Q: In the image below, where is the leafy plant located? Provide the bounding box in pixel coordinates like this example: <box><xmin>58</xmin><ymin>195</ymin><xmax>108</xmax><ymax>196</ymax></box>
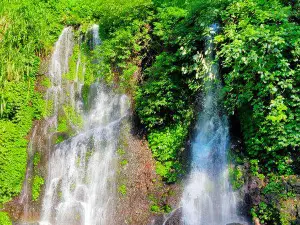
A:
<box><xmin>216</xmin><ymin>0</ymin><xmax>299</xmax><ymax>174</ymax></box>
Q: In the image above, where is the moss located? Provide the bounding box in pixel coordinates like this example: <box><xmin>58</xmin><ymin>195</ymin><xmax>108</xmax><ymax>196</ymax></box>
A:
<box><xmin>32</xmin><ymin>175</ymin><xmax>44</xmax><ymax>201</ymax></box>
<box><xmin>0</xmin><ymin>212</ymin><xmax>12</xmax><ymax>225</ymax></box>
<box><xmin>120</xmin><ymin>159</ymin><xmax>128</xmax><ymax>167</ymax></box>
<box><xmin>117</xmin><ymin>148</ymin><xmax>126</xmax><ymax>156</ymax></box>
<box><xmin>118</xmin><ymin>184</ymin><xmax>127</xmax><ymax>196</ymax></box>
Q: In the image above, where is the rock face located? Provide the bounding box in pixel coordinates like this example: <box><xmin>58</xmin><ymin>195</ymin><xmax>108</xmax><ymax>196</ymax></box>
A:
<box><xmin>115</xmin><ymin>129</ymin><xmax>161</xmax><ymax>225</ymax></box>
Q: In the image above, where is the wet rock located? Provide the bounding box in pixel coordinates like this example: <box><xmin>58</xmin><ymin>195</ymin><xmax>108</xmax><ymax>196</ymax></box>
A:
<box><xmin>150</xmin><ymin>215</ymin><xmax>165</xmax><ymax>225</ymax></box>
<box><xmin>164</xmin><ymin>208</ymin><xmax>183</xmax><ymax>225</ymax></box>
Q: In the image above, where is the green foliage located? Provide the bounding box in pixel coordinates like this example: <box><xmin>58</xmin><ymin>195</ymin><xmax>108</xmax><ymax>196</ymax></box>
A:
<box><xmin>216</xmin><ymin>0</ymin><xmax>300</xmax><ymax>174</ymax></box>
<box><xmin>135</xmin><ymin>52</ymin><xmax>195</xmax><ymax>129</ymax></box>
<box><xmin>153</xmin><ymin>7</ymin><xmax>187</xmax><ymax>44</ymax></box>
<box><xmin>150</xmin><ymin>204</ymin><xmax>161</xmax><ymax>213</ymax></box>
<box><xmin>263</xmin><ymin>180</ymin><xmax>285</xmax><ymax>196</ymax></box>
<box><xmin>148</xmin><ymin>124</ymin><xmax>189</xmax><ymax>182</ymax></box>
<box><xmin>229</xmin><ymin>166</ymin><xmax>244</xmax><ymax>190</ymax></box>
<box><xmin>94</xmin><ymin>19</ymin><xmax>151</xmax><ymax>91</ymax></box>
<box><xmin>84</xmin><ymin>0</ymin><xmax>153</xmax><ymax>93</ymax></box>
<box><xmin>94</xmin><ymin>0</ymin><xmax>153</xmax><ymax>38</ymax></box>
<box><xmin>0</xmin><ymin>212</ymin><xmax>12</xmax><ymax>225</ymax></box>
<box><xmin>118</xmin><ymin>184</ymin><xmax>127</xmax><ymax>196</ymax></box>
<box><xmin>32</xmin><ymin>175</ymin><xmax>44</xmax><ymax>201</ymax></box>
<box><xmin>251</xmin><ymin>202</ymin><xmax>280</xmax><ymax>225</ymax></box>
<box><xmin>0</xmin><ymin>80</ymin><xmax>45</xmax><ymax>204</ymax></box>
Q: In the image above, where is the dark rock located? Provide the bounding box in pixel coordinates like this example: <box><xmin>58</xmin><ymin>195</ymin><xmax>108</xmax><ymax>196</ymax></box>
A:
<box><xmin>245</xmin><ymin>176</ymin><xmax>264</xmax><ymax>205</ymax></box>
<box><xmin>293</xmin><ymin>219</ymin><xmax>300</xmax><ymax>225</ymax></box>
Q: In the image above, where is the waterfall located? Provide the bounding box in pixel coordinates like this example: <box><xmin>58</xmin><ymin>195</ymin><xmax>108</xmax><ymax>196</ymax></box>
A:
<box><xmin>39</xmin><ymin>25</ymin><xmax>130</xmax><ymax>225</ymax></box>
<box><xmin>181</xmin><ymin>25</ymin><xmax>246</xmax><ymax>225</ymax></box>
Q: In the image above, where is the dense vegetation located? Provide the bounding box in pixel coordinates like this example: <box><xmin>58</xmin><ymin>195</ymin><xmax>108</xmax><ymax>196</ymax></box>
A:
<box><xmin>217</xmin><ymin>0</ymin><xmax>299</xmax><ymax>175</ymax></box>
<box><xmin>0</xmin><ymin>0</ymin><xmax>299</xmax><ymax>224</ymax></box>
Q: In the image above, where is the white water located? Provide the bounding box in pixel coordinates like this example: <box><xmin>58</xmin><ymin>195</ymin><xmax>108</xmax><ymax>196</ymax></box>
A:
<box><xmin>46</xmin><ymin>27</ymin><xmax>76</xmax><ymax>119</ymax></box>
<box><xmin>181</xmin><ymin>25</ymin><xmax>246</xmax><ymax>225</ymax></box>
<box><xmin>39</xmin><ymin>26</ymin><xmax>130</xmax><ymax>225</ymax></box>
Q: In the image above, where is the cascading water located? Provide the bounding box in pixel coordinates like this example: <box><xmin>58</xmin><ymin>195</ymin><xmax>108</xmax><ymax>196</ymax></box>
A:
<box><xmin>181</xmin><ymin>25</ymin><xmax>246</xmax><ymax>225</ymax></box>
<box><xmin>39</xmin><ymin>25</ymin><xmax>130</xmax><ymax>225</ymax></box>
<box><xmin>17</xmin><ymin>27</ymin><xmax>75</xmax><ymax>224</ymax></box>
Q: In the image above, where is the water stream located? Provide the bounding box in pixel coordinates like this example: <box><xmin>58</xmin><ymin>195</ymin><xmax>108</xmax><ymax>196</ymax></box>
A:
<box><xmin>38</xmin><ymin>26</ymin><xmax>130</xmax><ymax>225</ymax></box>
<box><xmin>181</xmin><ymin>25</ymin><xmax>246</xmax><ymax>225</ymax></box>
